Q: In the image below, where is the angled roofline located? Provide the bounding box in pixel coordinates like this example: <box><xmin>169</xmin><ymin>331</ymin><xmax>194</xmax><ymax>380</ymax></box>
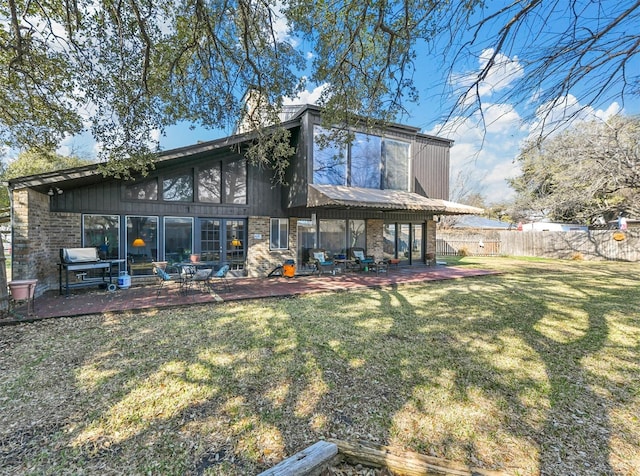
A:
<box><xmin>8</xmin><ymin>115</ymin><xmax>304</xmax><ymax>190</ymax></box>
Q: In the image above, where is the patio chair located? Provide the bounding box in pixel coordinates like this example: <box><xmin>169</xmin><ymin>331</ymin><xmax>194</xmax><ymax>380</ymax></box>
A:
<box><xmin>153</xmin><ymin>262</ymin><xmax>176</xmax><ymax>297</ymax></box>
<box><xmin>209</xmin><ymin>264</ymin><xmax>231</xmax><ymax>293</ymax></box>
<box><xmin>350</xmin><ymin>247</ymin><xmax>375</xmax><ymax>271</ymax></box>
<box><xmin>309</xmin><ymin>249</ymin><xmax>335</xmax><ymax>275</ymax></box>
<box><xmin>191</xmin><ymin>268</ymin><xmax>214</xmax><ymax>292</ymax></box>
<box><xmin>179</xmin><ymin>264</ymin><xmax>197</xmax><ymax>294</ymax></box>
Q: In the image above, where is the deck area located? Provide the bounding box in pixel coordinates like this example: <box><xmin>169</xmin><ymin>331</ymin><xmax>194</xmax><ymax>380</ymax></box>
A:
<box><xmin>3</xmin><ymin>265</ymin><xmax>499</xmax><ymax>325</ymax></box>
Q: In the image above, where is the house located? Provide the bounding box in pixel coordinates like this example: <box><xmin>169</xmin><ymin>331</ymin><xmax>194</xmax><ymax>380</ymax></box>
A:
<box><xmin>7</xmin><ymin>104</ymin><xmax>481</xmax><ymax>294</ymax></box>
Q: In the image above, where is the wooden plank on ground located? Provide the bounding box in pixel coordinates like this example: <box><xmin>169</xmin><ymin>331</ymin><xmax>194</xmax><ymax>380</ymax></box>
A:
<box><xmin>257</xmin><ymin>440</ymin><xmax>338</xmax><ymax>476</ymax></box>
<box><xmin>328</xmin><ymin>439</ymin><xmax>506</xmax><ymax>476</ymax></box>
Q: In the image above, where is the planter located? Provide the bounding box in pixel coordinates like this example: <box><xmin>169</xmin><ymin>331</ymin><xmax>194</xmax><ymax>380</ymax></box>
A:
<box><xmin>9</xmin><ymin>279</ymin><xmax>37</xmax><ymax>301</ymax></box>
<box><xmin>190</xmin><ymin>254</ymin><xmax>200</xmax><ymax>263</ymax></box>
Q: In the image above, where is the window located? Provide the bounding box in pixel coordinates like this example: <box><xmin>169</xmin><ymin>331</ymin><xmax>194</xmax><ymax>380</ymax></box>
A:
<box><xmin>270</xmin><ymin>218</ymin><xmax>289</xmax><ymax>250</ymax></box>
<box><xmin>313</xmin><ymin>126</ymin><xmax>347</xmax><ymax>185</ymax></box>
<box><xmin>126</xmin><ymin>216</ymin><xmax>158</xmax><ymax>271</ymax></box>
<box><xmin>319</xmin><ymin>219</ymin><xmax>347</xmax><ymax>256</ymax></box>
<box><xmin>351</xmin><ymin>133</ymin><xmax>381</xmax><ymax>188</ymax></box>
<box><xmin>382</xmin><ymin>139</ymin><xmax>410</xmax><ymax>191</ymax></box>
<box><xmin>312</xmin><ymin>126</ymin><xmax>409</xmax><ymax>191</ymax></box>
<box><xmin>125</xmin><ymin>179</ymin><xmax>158</xmax><ymax>200</ymax></box>
<box><xmin>198</xmin><ymin>164</ymin><xmax>221</xmax><ymax>203</ymax></box>
<box><xmin>225</xmin><ymin>160</ymin><xmax>247</xmax><ymax>204</ymax></box>
<box><xmin>348</xmin><ymin>219</ymin><xmax>366</xmax><ymax>249</ymax></box>
<box><xmin>83</xmin><ymin>215</ymin><xmax>119</xmax><ymax>259</ymax></box>
<box><xmin>164</xmin><ymin>217</ymin><xmax>193</xmax><ymax>263</ymax></box>
<box><xmin>163</xmin><ymin>172</ymin><xmax>193</xmax><ymax>201</ymax></box>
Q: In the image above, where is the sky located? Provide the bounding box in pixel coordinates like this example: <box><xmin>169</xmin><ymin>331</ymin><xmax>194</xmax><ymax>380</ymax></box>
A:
<box><xmin>55</xmin><ymin>1</ymin><xmax>640</xmax><ymax>205</ymax></box>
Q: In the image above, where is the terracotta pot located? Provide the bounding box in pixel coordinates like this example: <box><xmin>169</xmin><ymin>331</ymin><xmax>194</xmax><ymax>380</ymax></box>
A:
<box><xmin>190</xmin><ymin>254</ymin><xmax>200</xmax><ymax>263</ymax></box>
<box><xmin>9</xmin><ymin>279</ymin><xmax>37</xmax><ymax>300</ymax></box>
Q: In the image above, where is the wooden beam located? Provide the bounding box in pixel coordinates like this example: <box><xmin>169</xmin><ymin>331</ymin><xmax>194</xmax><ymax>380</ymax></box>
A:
<box><xmin>258</xmin><ymin>440</ymin><xmax>338</xmax><ymax>476</ymax></box>
<box><xmin>328</xmin><ymin>439</ymin><xmax>506</xmax><ymax>476</ymax></box>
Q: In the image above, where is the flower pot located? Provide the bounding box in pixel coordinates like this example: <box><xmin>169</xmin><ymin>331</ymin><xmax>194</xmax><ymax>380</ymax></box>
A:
<box><xmin>9</xmin><ymin>279</ymin><xmax>37</xmax><ymax>301</ymax></box>
<box><xmin>190</xmin><ymin>254</ymin><xmax>200</xmax><ymax>263</ymax></box>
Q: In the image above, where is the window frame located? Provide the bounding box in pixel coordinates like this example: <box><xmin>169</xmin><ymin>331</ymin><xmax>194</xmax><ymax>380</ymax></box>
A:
<box><xmin>270</xmin><ymin>218</ymin><xmax>289</xmax><ymax>250</ymax></box>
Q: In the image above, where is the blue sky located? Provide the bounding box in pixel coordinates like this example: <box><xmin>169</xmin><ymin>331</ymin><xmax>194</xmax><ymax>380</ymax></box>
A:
<box><xmin>56</xmin><ymin>1</ymin><xmax>640</xmax><ymax>204</ymax></box>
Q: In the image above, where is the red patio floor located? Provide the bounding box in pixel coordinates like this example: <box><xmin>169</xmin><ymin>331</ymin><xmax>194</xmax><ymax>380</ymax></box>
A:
<box><xmin>3</xmin><ymin>265</ymin><xmax>499</xmax><ymax>325</ymax></box>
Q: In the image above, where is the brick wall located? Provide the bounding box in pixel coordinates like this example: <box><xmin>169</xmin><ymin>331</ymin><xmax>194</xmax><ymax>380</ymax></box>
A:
<box><xmin>365</xmin><ymin>218</ymin><xmax>384</xmax><ymax>260</ymax></box>
<box><xmin>12</xmin><ymin>188</ymin><xmax>82</xmax><ymax>293</ymax></box>
<box><xmin>246</xmin><ymin>216</ymin><xmax>296</xmax><ymax>277</ymax></box>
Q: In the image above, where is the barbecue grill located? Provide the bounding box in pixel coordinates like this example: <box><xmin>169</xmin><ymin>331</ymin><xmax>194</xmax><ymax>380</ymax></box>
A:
<box><xmin>58</xmin><ymin>247</ymin><xmax>114</xmax><ymax>296</ymax></box>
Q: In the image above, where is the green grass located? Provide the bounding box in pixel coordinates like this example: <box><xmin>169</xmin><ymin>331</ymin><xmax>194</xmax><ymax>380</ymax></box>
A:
<box><xmin>1</xmin><ymin>257</ymin><xmax>639</xmax><ymax>475</ymax></box>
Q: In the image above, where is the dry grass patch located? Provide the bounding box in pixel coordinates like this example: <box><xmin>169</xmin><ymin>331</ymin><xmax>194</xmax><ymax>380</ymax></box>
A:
<box><xmin>1</xmin><ymin>257</ymin><xmax>639</xmax><ymax>475</ymax></box>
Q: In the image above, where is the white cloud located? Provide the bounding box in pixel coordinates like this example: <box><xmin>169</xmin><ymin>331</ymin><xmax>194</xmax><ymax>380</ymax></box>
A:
<box><xmin>283</xmin><ymin>83</ymin><xmax>328</xmax><ymax>106</ymax></box>
<box><xmin>450</xmin><ymin>49</ymin><xmax>524</xmax><ymax>107</ymax></box>
<box><xmin>527</xmin><ymin>94</ymin><xmax>622</xmax><ymax>140</ymax></box>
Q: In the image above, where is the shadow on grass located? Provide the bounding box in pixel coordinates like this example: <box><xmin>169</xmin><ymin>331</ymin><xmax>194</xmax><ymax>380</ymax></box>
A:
<box><xmin>1</xmin><ymin>259</ymin><xmax>638</xmax><ymax>474</ymax></box>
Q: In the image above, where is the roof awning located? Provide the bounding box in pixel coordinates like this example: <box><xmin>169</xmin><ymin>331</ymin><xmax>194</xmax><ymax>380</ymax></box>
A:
<box><xmin>307</xmin><ymin>184</ymin><xmax>483</xmax><ymax>215</ymax></box>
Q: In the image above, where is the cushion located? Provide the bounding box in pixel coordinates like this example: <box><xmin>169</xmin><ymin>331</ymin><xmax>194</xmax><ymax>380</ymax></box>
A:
<box><xmin>313</xmin><ymin>252</ymin><xmax>325</xmax><ymax>261</ymax></box>
<box><xmin>319</xmin><ymin>261</ymin><xmax>333</xmax><ymax>266</ymax></box>
<box><xmin>193</xmin><ymin>269</ymin><xmax>211</xmax><ymax>280</ymax></box>
<box><xmin>156</xmin><ymin>268</ymin><xmax>171</xmax><ymax>281</ymax></box>
<box><xmin>353</xmin><ymin>250</ymin><xmax>365</xmax><ymax>260</ymax></box>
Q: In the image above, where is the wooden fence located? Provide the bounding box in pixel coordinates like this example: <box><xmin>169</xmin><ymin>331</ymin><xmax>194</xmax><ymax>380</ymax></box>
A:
<box><xmin>437</xmin><ymin>230</ymin><xmax>640</xmax><ymax>261</ymax></box>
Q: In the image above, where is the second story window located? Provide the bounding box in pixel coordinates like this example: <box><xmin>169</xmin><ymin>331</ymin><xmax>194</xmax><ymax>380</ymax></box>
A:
<box><xmin>312</xmin><ymin>126</ymin><xmax>410</xmax><ymax>191</ymax></box>
<box><xmin>163</xmin><ymin>172</ymin><xmax>194</xmax><ymax>201</ymax></box>
<box><xmin>125</xmin><ymin>159</ymin><xmax>247</xmax><ymax>204</ymax></box>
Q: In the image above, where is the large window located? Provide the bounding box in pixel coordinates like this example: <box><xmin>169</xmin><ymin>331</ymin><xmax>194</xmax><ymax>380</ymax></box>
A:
<box><xmin>383</xmin><ymin>139</ymin><xmax>410</xmax><ymax>190</ymax></box>
<box><xmin>125</xmin><ymin>179</ymin><xmax>157</xmax><ymax>200</ymax></box>
<box><xmin>348</xmin><ymin>219</ymin><xmax>366</xmax><ymax>250</ymax></box>
<box><xmin>126</xmin><ymin>216</ymin><xmax>158</xmax><ymax>265</ymax></box>
<box><xmin>164</xmin><ymin>217</ymin><xmax>193</xmax><ymax>263</ymax></box>
<box><xmin>125</xmin><ymin>159</ymin><xmax>247</xmax><ymax>204</ymax></box>
<box><xmin>383</xmin><ymin>223</ymin><xmax>396</xmax><ymax>260</ymax></box>
<box><xmin>313</xmin><ymin>127</ymin><xmax>347</xmax><ymax>185</ymax></box>
<box><xmin>82</xmin><ymin>215</ymin><xmax>119</xmax><ymax>259</ymax></box>
<box><xmin>198</xmin><ymin>164</ymin><xmax>221</xmax><ymax>203</ymax></box>
<box><xmin>270</xmin><ymin>218</ymin><xmax>289</xmax><ymax>250</ymax></box>
<box><xmin>351</xmin><ymin>133</ymin><xmax>381</xmax><ymax>188</ymax></box>
<box><xmin>163</xmin><ymin>172</ymin><xmax>193</xmax><ymax>201</ymax></box>
<box><xmin>225</xmin><ymin>160</ymin><xmax>247</xmax><ymax>204</ymax></box>
<box><xmin>319</xmin><ymin>219</ymin><xmax>347</xmax><ymax>257</ymax></box>
<box><xmin>312</xmin><ymin>126</ymin><xmax>409</xmax><ymax>191</ymax></box>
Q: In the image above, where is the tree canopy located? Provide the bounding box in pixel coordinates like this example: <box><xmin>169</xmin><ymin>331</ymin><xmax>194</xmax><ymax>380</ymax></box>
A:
<box><xmin>0</xmin><ymin>149</ymin><xmax>92</xmax><ymax>208</ymax></box>
<box><xmin>509</xmin><ymin>115</ymin><xmax>640</xmax><ymax>224</ymax></box>
<box><xmin>1</xmin><ymin>0</ymin><xmax>639</xmax><ymax>177</ymax></box>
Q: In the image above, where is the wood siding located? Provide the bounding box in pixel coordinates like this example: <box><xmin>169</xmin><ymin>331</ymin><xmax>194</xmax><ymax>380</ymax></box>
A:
<box><xmin>412</xmin><ymin>135</ymin><xmax>450</xmax><ymax>200</ymax></box>
<box><xmin>49</xmin><ymin>153</ymin><xmax>286</xmax><ymax>218</ymax></box>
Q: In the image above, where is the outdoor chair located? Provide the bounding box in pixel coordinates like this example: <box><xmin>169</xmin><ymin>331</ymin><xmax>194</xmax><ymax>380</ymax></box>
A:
<box><xmin>191</xmin><ymin>268</ymin><xmax>214</xmax><ymax>292</ymax></box>
<box><xmin>180</xmin><ymin>264</ymin><xmax>197</xmax><ymax>295</ymax></box>
<box><xmin>209</xmin><ymin>264</ymin><xmax>231</xmax><ymax>293</ymax></box>
<box><xmin>153</xmin><ymin>262</ymin><xmax>176</xmax><ymax>297</ymax></box>
<box><xmin>350</xmin><ymin>247</ymin><xmax>375</xmax><ymax>271</ymax></box>
<box><xmin>309</xmin><ymin>249</ymin><xmax>335</xmax><ymax>275</ymax></box>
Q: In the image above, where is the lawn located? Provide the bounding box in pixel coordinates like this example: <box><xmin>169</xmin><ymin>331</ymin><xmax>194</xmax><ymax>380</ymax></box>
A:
<box><xmin>0</xmin><ymin>257</ymin><xmax>638</xmax><ymax>475</ymax></box>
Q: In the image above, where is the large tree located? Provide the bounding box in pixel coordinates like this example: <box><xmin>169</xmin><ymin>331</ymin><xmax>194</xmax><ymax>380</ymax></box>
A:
<box><xmin>1</xmin><ymin>0</ymin><xmax>639</xmax><ymax>177</ymax></box>
<box><xmin>509</xmin><ymin>115</ymin><xmax>640</xmax><ymax>224</ymax></box>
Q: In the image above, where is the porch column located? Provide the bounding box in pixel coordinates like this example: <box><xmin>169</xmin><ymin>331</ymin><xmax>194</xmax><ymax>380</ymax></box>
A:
<box><xmin>365</xmin><ymin>218</ymin><xmax>384</xmax><ymax>260</ymax></box>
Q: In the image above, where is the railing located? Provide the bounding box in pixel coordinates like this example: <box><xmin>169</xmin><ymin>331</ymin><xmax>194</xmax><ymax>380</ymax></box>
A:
<box><xmin>436</xmin><ymin>238</ymin><xmax>501</xmax><ymax>257</ymax></box>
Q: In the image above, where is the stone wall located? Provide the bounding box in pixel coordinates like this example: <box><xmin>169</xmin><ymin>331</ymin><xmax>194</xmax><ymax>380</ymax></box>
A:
<box><xmin>365</xmin><ymin>219</ymin><xmax>384</xmax><ymax>260</ymax></box>
<box><xmin>246</xmin><ymin>216</ymin><xmax>296</xmax><ymax>277</ymax></box>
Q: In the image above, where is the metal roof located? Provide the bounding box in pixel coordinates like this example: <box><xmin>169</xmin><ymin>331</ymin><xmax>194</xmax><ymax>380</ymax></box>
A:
<box><xmin>307</xmin><ymin>184</ymin><xmax>484</xmax><ymax>215</ymax></box>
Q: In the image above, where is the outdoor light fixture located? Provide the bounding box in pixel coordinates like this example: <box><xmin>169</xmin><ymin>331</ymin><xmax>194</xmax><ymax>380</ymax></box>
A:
<box><xmin>231</xmin><ymin>238</ymin><xmax>241</xmax><ymax>247</ymax></box>
<box><xmin>132</xmin><ymin>238</ymin><xmax>146</xmax><ymax>247</ymax></box>
<box><xmin>47</xmin><ymin>187</ymin><xmax>63</xmax><ymax>196</ymax></box>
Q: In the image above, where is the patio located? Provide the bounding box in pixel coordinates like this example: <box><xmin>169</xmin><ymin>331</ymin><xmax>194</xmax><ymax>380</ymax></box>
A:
<box><xmin>3</xmin><ymin>265</ymin><xmax>499</xmax><ymax>324</ymax></box>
